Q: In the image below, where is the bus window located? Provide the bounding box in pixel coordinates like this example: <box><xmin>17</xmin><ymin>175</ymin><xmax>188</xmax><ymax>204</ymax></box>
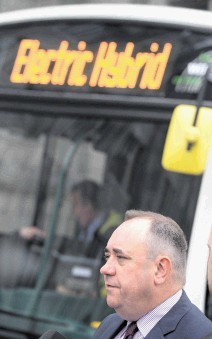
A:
<box><xmin>0</xmin><ymin>3</ymin><xmax>211</xmax><ymax>338</ymax></box>
<box><xmin>0</xmin><ymin>114</ymin><xmax>202</xmax><ymax>337</ymax></box>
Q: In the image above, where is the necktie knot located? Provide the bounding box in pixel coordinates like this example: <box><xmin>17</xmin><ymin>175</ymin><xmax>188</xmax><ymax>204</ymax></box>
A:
<box><xmin>123</xmin><ymin>321</ymin><xmax>138</xmax><ymax>339</ymax></box>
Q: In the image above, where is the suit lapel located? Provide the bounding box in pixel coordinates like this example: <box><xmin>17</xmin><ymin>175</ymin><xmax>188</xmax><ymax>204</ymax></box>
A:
<box><xmin>109</xmin><ymin>319</ymin><xmax>127</xmax><ymax>339</ymax></box>
<box><xmin>96</xmin><ymin>317</ymin><xmax>126</xmax><ymax>339</ymax></box>
<box><xmin>145</xmin><ymin>325</ymin><xmax>165</xmax><ymax>339</ymax></box>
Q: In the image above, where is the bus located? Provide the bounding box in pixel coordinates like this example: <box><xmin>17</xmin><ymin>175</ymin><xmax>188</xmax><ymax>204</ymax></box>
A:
<box><xmin>0</xmin><ymin>3</ymin><xmax>211</xmax><ymax>338</ymax></box>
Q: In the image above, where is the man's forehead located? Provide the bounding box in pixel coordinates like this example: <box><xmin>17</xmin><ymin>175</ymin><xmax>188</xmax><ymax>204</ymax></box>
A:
<box><xmin>118</xmin><ymin>217</ymin><xmax>151</xmax><ymax>234</ymax></box>
<box><xmin>106</xmin><ymin>217</ymin><xmax>151</xmax><ymax>249</ymax></box>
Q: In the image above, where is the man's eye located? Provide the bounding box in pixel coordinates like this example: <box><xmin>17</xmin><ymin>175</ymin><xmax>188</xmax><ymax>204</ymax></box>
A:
<box><xmin>104</xmin><ymin>254</ymin><xmax>110</xmax><ymax>261</ymax></box>
<box><xmin>117</xmin><ymin>256</ymin><xmax>126</xmax><ymax>260</ymax></box>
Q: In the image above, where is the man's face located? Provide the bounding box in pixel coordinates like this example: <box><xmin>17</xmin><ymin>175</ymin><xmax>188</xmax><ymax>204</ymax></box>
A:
<box><xmin>207</xmin><ymin>229</ymin><xmax>212</xmax><ymax>294</ymax></box>
<box><xmin>100</xmin><ymin>218</ymin><xmax>156</xmax><ymax>321</ymax></box>
<box><xmin>71</xmin><ymin>191</ymin><xmax>95</xmax><ymax>228</ymax></box>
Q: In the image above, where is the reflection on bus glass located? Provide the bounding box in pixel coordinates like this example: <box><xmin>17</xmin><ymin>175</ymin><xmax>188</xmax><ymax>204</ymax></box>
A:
<box><xmin>172</xmin><ymin>50</ymin><xmax>212</xmax><ymax>94</ymax></box>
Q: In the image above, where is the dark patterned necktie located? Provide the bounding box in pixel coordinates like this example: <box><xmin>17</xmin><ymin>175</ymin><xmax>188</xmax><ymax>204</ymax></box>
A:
<box><xmin>123</xmin><ymin>321</ymin><xmax>138</xmax><ymax>339</ymax></box>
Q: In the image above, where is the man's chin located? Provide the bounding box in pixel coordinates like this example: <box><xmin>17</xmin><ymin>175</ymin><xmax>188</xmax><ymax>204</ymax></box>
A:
<box><xmin>106</xmin><ymin>297</ymin><xmax>120</xmax><ymax>310</ymax></box>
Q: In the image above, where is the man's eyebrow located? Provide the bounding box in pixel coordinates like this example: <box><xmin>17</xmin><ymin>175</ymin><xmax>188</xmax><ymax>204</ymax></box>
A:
<box><xmin>104</xmin><ymin>247</ymin><xmax>123</xmax><ymax>254</ymax></box>
<box><xmin>113</xmin><ymin>248</ymin><xmax>125</xmax><ymax>255</ymax></box>
<box><xmin>104</xmin><ymin>247</ymin><xmax>131</xmax><ymax>257</ymax></box>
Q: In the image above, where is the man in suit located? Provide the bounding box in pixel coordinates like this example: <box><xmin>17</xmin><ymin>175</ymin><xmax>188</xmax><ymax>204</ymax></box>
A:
<box><xmin>94</xmin><ymin>210</ymin><xmax>212</xmax><ymax>338</ymax></box>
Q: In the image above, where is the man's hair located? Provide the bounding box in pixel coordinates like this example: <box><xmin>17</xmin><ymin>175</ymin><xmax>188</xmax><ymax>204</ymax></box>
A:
<box><xmin>71</xmin><ymin>180</ymin><xmax>101</xmax><ymax>209</ymax></box>
<box><xmin>125</xmin><ymin>210</ymin><xmax>188</xmax><ymax>285</ymax></box>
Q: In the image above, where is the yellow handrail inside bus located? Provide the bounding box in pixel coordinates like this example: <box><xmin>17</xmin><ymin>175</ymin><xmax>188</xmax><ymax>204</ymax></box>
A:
<box><xmin>162</xmin><ymin>104</ymin><xmax>212</xmax><ymax>175</ymax></box>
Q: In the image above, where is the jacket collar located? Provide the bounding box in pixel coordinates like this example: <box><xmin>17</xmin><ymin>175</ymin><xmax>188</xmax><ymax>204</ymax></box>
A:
<box><xmin>145</xmin><ymin>290</ymin><xmax>191</xmax><ymax>338</ymax></box>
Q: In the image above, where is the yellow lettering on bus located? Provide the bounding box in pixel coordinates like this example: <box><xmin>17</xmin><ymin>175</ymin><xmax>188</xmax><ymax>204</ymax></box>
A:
<box><xmin>124</xmin><ymin>52</ymin><xmax>149</xmax><ymax>88</ymax></box>
<box><xmin>10</xmin><ymin>39</ymin><xmax>40</xmax><ymax>83</ymax></box>
<box><xmin>51</xmin><ymin>40</ymin><xmax>69</xmax><ymax>85</ymax></box>
<box><xmin>140</xmin><ymin>42</ymin><xmax>172</xmax><ymax>89</ymax></box>
<box><xmin>90</xmin><ymin>42</ymin><xmax>138</xmax><ymax>88</ymax></box>
<box><xmin>36</xmin><ymin>49</ymin><xmax>51</xmax><ymax>84</ymax></box>
<box><xmin>89</xmin><ymin>42</ymin><xmax>109</xmax><ymax>87</ymax></box>
<box><xmin>68</xmin><ymin>41</ymin><xmax>94</xmax><ymax>86</ymax></box>
<box><xmin>29</xmin><ymin>48</ymin><xmax>55</xmax><ymax>84</ymax></box>
<box><xmin>10</xmin><ymin>39</ymin><xmax>172</xmax><ymax>91</ymax></box>
<box><xmin>89</xmin><ymin>41</ymin><xmax>172</xmax><ymax>89</ymax></box>
<box><xmin>98</xmin><ymin>42</ymin><xmax>118</xmax><ymax>88</ymax></box>
<box><xmin>114</xmin><ymin>42</ymin><xmax>136</xmax><ymax>88</ymax></box>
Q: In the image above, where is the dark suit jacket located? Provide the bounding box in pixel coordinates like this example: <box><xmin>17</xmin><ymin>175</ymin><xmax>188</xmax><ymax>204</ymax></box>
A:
<box><xmin>93</xmin><ymin>291</ymin><xmax>212</xmax><ymax>338</ymax></box>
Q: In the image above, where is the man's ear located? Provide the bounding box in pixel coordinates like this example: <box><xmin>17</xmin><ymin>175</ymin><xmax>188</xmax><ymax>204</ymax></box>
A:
<box><xmin>154</xmin><ymin>255</ymin><xmax>172</xmax><ymax>285</ymax></box>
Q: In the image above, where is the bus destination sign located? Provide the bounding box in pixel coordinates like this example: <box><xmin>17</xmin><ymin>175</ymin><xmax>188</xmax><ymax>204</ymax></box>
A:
<box><xmin>10</xmin><ymin>39</ymin><xmax>172</xmax><ymax>91</ymax></box>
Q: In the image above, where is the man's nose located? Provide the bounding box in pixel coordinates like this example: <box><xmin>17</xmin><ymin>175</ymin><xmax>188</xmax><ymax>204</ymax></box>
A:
<box><xmin>100</xmin><ymin>260</ymin><xmax>116</xmax><ymax>275</ymax></box>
